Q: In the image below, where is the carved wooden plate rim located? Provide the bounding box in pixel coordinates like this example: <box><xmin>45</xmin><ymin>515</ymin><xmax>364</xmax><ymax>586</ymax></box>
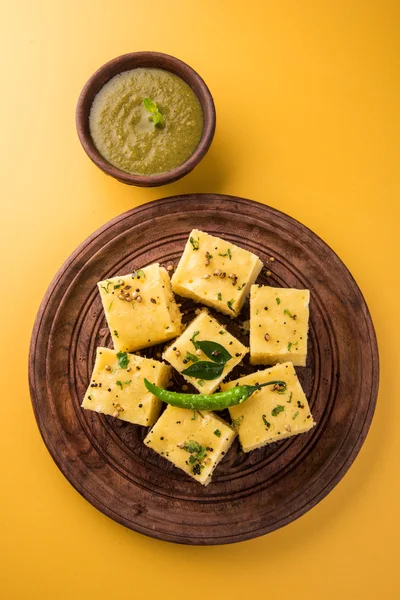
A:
<box><xmin>29</xmin><ymin>194</ymin><xmax>379</xmax><ymax>545</ymax></box>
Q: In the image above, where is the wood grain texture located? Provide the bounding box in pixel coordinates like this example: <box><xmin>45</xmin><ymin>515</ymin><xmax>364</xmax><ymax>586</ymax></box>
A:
<box><xmin>29</xmin><ymin>195</ymin><xmax>379</xmax><ymax>545</ymax></box>
<box><xmin>76</xmin><ymin>52</ymin><xmax>216</xmax><ymax>186</ymax></box>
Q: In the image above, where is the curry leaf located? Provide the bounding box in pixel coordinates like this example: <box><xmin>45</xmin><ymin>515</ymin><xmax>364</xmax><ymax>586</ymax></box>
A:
<box><xmin>181</xmin><ymin>361</ymin><xmax>224</xmax><ymax>380</ymax></box>
<box><xmin>195</xmin><ymin>340</ymin><xmax>232</xmax><ymax>365</ymax></box>
<box><xmin>190</xmin><ymin>331</ymin><xmax>200</xmax><ymax>349</ymax></box>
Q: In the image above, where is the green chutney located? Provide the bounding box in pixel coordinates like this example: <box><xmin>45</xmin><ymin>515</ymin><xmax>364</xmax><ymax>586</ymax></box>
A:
<box><xmin>89</xmin><ymin>68</ymin><xmax>204</xmax><ymax>176</ymax></box>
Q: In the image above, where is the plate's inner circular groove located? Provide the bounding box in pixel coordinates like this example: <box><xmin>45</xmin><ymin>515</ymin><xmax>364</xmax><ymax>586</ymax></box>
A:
<box><xmin>29</xmin><ymin>195</ymin><xmax>378</xmax><ymax>544</ymax></box>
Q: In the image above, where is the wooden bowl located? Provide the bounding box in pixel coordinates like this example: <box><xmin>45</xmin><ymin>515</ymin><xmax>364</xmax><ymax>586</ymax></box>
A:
<box><xmin>76</xmin><ymin>52</ymin><xmax>216</xmax><ymax>187</ymax></box>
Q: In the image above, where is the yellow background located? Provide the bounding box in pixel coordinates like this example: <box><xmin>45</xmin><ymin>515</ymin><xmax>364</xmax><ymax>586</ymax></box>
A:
<box><xmin>1</xmin><ymin>1</ymin><xmax>399</xmax><ymax>598</ymax></box>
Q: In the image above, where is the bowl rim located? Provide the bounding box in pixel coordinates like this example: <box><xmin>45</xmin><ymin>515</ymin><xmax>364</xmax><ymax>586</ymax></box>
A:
<box><xmin>76</xmin><ymin>51</ymin><xmax>216</xmax><ymax>186</ymax></box>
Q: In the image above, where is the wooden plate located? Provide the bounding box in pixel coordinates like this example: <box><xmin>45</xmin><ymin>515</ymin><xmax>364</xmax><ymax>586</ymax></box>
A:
<box><xmin>29</xmin><ymin>194</ymin><xmax>379</xmax><ymax>545</ymax></box>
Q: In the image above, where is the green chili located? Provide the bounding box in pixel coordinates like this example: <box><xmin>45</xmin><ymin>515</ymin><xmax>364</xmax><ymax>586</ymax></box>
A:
<box><xmin>144</xmin><ymin>379</ymin><xmax>286</xmax><ymax>411</ymax></box>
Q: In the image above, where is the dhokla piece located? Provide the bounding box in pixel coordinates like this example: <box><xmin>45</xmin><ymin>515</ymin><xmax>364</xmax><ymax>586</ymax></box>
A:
<box><xmin>171</xmin><ymin>229</ymin><xmax>263</xmax><ymax>317</ymax></box>
<box><xmin>221</xmin><ymin>362</ymin><xmax>315</xmax><ymax>452</ymax></box>
<box><xmin>81</xmin><ymin>347</ymin><xmax>171</xmax><ymax>426</ymax></box>
<box><xmin>250</xmin><ymin>285</ymin><xmax>310</xmax><ymax>366</ymax></box>
<box><xmin>163</xmin><ymin>309</ymin><xmax>248</xmax><ymax>394</ymax></box>
<box><xmin>144</xmin><ymin>405</ymin><xmax>236</xmax><ymax>485</ymax></box>
<box><xmin>98</xmin><ymin>263</ymin><xmax>183</xmax><ymax>352</ymax></box>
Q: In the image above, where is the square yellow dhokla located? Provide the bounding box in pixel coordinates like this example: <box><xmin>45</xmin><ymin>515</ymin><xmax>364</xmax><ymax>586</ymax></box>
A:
<box><xmin>144</xmin><ymin>406</ymin><xmax>236</xmax><ymax>485</ymax></box>
<box><xmin>98</xmin><ymin>263</ymin><xmax>183</xmax><ymax>352</ymax></box>
<box><xmin>81</xmin><ymin>347</ymin><xmax>171</xmax><ymax>426</ymax></box>
<box><xmin>163</xmin><ymin>309</ymin><xmax>248</xmax><ymax>394</ymax></box>
<box><xmin>250</xmin><ymin>285</ymin><xmax>310</xmax><ymax>366</ymax></box>
<box><xmin>221</xmin><ymin>362</ymin><xmax>315</xmax><ymax>452</ymax></box>
<box><xmin>171</xmin><ymin>229</ymin><xmax>263</xmax><ymax>317</ymax></box>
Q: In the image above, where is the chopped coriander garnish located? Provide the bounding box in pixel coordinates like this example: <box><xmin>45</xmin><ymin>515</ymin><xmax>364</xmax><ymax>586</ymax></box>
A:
<box><xmin>237</xmin><ymin>283</ymin><xmax>245</xmax><ymax>291</ymax></box>
<box><xmin>217</xmin><ymin>292</ymin><xmax>222</xmax><ymax>300</ymax></box>
<box><xmin>101</xmin><ymin>280</ymin><xmax>112</xmax><ymax>293</ymax></box>
<box><xmin>227</xmin><ymin>299</ymin><xmax>235</xmax><ymax>312</ymax></box>
<box><xmin>115</xmin><ymin>379</ymin><xmax>131</xmax><ymax>390</ymax></box>
<box><xmin>276</xmin><ymin>297</ymin><xmax>281</xmax><ymax>305</ymax></box>
<box><xmin>271</xmin><ymin>405</ymin><xmax>285</xmax><ymax>417</ymax></box>
<box><xmin>218</xmin><ymin>248</ymin><xmax>232</xmax><ymax>259</ymax></box>
<box><xmin>114</xmin><ymin>284</ymin><xmax>121</xmax><ymax>289</ymax></box>
<box><xmin>189</xmin><ymin>236</ymin><xmax>200</xmax><ymax>250</ymax></box>
<box><xmin>292</xmin><ymin>411</ymin><xmax>299</xmax><ymax>420</ymax></box>
<box><xmin>182</xmin><ymin>440</ymin><xmax>207</xmax><ymax>474</ymax></box>
<box><xmin>185</xmin><ymin>351</ymin><xmax>200</xmax><ymax>363</ymax></box>
<box><xmin>183</xmin><ymin>440</ymin><xmax>203</xmax><ymax>454</ymax></box>
<box><xmin>284</xmin><ymin>308</ymin><xmax>296</xmax><ymax>319</ymax></box>
<box><xmin>287</xmin><ymin>392</ymin><xmax>293</xmax><ymax>403</ymax></box>
<box><xmin>190</xmin><ymin>330</ymin><xmax>200</xmax><ymax>349</ymax></box>
<box><xmin>100</xmin><ymin>280</ymin><xmax>112</xmax><ymax>293</ymax></box>
<box><xmin>213</xmin><ymin>429</ymin><xmax>222</xmax><ymax>437</ymax></box>
<box><xmin>188</xmin><ymin>450</ymin><xmax>204</xmax><ymax>463</ymax></box>
<box><xmin>219</xmin><ymin>330</ymin><xmax>226</xmax><ymax>335</ymax></box>
<box><xmin>255</xmin><ymin>309</ymin><xmax>259</xmax><ymax>315</ymax></box>
<box><xmin>287</xmin><ymin>341</ymin><xmax>298</xmax><ymax>352</ymax></box>
<box><xmin>262</xmin><ymin>414</ymin><xmax>271</xmax><ymax>428</ymax></box>
<box><xmin>134</xmin><ymin>269</ymin><xmax>145</xmax><ymax>279</ymax></box>
<box><xmin>113</xmin><ymin>330</ymin><xmax>119</xmax><ymax>338</ymax></box>
<box><xmin>116</xmin><ymin>351</ymin><xmax>129</xmax><ymax>369</ymax></box>
<box><xmin>108</xmin><ymin>300</ymin><xmax>113</xmax><ymax>310</ymax></box>
<box><xmin>231</xmin><ymin>416</ymin><xmax>244</xmax><ymax>428</ymax></box>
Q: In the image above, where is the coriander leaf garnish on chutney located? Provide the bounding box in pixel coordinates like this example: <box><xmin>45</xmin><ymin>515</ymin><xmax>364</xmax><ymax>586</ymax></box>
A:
<box><xmin>143</xmin><ymin>97</ymin><xmax>165</xmax><ymax>128</ymax></box>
